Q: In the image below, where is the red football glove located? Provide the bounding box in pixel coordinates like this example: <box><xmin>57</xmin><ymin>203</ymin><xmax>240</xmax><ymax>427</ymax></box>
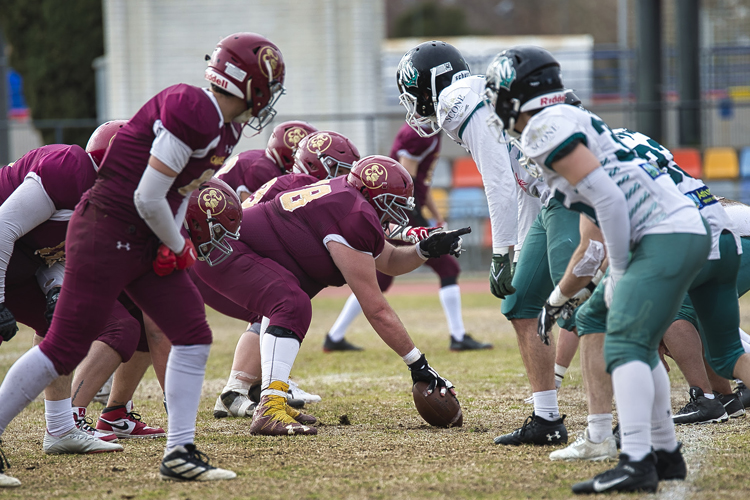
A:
<box><xmin>153</xmin><ymin>244</ymin><xmax>177</xmax><ymax>276</ymax></box>
<box><xmin>175</xmin><ymin>239</ymin><xmax>198</xmax><ymax>270</ymax></box>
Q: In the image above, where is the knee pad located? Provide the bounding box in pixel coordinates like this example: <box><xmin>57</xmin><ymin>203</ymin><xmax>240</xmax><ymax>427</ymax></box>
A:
<box><xmin>266</xmin><ymin>325</ymin><xmax>301</xmax><ymax>343</ymax></box>
<box><xmin>440</xmin><ymin>276</ymin><xmax>458</xmax><ymax>288</ymax></box>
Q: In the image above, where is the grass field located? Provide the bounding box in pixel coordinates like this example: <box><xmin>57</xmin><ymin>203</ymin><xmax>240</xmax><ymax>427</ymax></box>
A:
<box><xmin>0</xmin><ymin>275</ymin><xmax>748</xmax><ymax>499</ymax></box>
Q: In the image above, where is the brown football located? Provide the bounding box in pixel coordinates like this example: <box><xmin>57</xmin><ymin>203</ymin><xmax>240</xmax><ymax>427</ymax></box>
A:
<box><xmin>412</xmin><ymin>381</ymin><xmax>463</xmax><ymax>428</ymax></box>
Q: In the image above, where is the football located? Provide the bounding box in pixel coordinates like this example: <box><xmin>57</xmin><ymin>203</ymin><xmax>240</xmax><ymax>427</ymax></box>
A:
<box><xmin>412</xmin><ymin>381</ymin><xmax>463</xmax><ymax>428</ymax></box>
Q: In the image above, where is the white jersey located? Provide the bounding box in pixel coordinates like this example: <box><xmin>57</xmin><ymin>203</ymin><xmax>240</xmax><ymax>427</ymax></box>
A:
<box><xmin>436</xmin><ymin>75</ymin><xmax>540</xmax><ymax>252</ymax></box>
<box><xmin>721</xmin><ymin>198</ymin><xmax>750</xmax><ymax>237</ymax></box>
<box><xmin>614</xmin><ymin>128</ymin><xmax>741</xmax><ymax>260</ymax></box>
<box><xmin>521</xmin><ymin>105</ymin><xmax>704</xmax><ymax>249</ymax></box>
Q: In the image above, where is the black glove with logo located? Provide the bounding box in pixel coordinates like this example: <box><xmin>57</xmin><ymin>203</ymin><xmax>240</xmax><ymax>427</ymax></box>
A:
<box><xmin>0</xmin><ymin>303</ymin><xmax>19</xmax><ymax>342</ymax></box>
<box><xmin>45</xmin><ymin>287</ymin><xmax>61</xmax><ymax>325</ymax></box>
<box><xmin>417</xmin><ymin>227</ymin><xmax>471</xmax><ymax>259</ymax></box>
<box><xmin>408</xmin><ymin>354</ymin><xmax>454</xmax><ymax>395</ymax></box>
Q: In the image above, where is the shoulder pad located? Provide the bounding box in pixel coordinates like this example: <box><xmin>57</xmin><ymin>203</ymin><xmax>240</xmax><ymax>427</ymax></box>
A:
<box><xmin>521</xmin><ymin>108</ymin><xmax>579</xmax><ymax>160</ymax></box>
<box><xmin>436</xmin><ymin>80</ymin><xmax>484</xmax><ymax>134</ymax></box>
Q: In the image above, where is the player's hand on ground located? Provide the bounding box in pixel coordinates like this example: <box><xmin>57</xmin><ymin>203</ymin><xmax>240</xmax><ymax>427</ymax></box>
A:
<box><xmin>175</xmin><ymin>239</ymin><xmax>198</xmax><ymax>270</ymax></box>
<box><xmin>44</xmin><ymin>287</ymin><xmax>61</xmax><ymax>325</ymax></box>
<box><xmin>0</xmin><ymin>302</ymin><xmax>19</xmax><ymax>342</ymax></box>
<box><xmin>408</xmin><ymin>354</ymin><xmax>455</xmax><ymax>396</ymax></box>
<box><xmin>489</xmin><ymin>252</ymin><xmax>515</xmax><ymax>299</ymax></box>
<box><xmin>388</xmin><ymin>225</ymin><xmax>443</xmax><ymax>244</ymax></box>
<box><xmin>418</xmin><ymin>227</ymin><xmax>471</xmax><ymax>259</ymax></box>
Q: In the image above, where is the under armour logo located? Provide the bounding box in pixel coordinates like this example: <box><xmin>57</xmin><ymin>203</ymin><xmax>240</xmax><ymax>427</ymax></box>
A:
<box><xmin>116</xmin><ymin>241</ymin><xmax>131</xmax><ymax>251</ymax></box>
<box><xmin>547</xmin><ymin>431</ymin><xmax>561</xmax><ymax>441</ymax></box>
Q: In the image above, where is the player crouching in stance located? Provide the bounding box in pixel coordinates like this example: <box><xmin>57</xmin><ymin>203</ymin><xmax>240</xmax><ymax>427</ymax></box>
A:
<box><xmin>0</xmin><ymin>32</ymin><xmax>285</xmax><ymax>486</ymax></box>
<box><xmin>190</xmin><ymin>155</ymin><xmax>469</xmax><ymax>435</ymax></box>
<box><xmin>485</xmin><ymin>46</ymin><xmax>710</xmax><ymax>494</ymax></box>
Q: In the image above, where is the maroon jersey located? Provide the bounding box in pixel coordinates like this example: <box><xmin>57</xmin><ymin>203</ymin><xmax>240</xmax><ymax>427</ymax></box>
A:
<box><xmin>87</xmin><ymin>84</ymin><xmax>241</xmax><ymax>228</ymax></box>
<box><xmin>389</xmin><ymin>122</ymin><xmax>441</xmax><ymax>207</ymax></box>
<box><xmin>1</xmin><ymin>144</ymin><xmax>97</xmax><ymax>268</ymax></box>
<box><xmin>215</xmin><ymin>149</ymin><xmax>284</xmax><ymax>197</ymax></box>
<box><xmin>239</xmin><ymin>176</ymin><xmax>385</xmax><ymax>294</ymax></box>
<box><xmin>241</xmin><ymin>172</ymin><xmax>318</xmax><ymax>208</ymax></box>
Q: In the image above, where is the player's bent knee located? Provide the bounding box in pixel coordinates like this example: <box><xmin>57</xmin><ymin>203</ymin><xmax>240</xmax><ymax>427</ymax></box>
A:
<box><xmin>266</xmin><ymin>325</ymin><xmax>302</xmax><ymax>343</ymax></box>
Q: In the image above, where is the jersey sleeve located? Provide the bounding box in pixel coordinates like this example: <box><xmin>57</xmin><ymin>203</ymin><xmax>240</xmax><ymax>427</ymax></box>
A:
<box><xmin>460</xmin><ymin>105</ymin><xmax>519</xmax><ymax>251</ymax></box>
<box><xmin>436</xmin><ymin>84</ymin><xmax>485</xmax><ymax>142</ymax></box>
<box><xmin>159</xmin><ymin>89</ymin><xmax>221</xmax><ymax>154</ymax></box>
<box><xmin>32</xmin><ymin>146</ymin><xmax>94</xmax><ymax>210</ymax></box>
<box><xmin>328</xmin><ymin>209</ymin><xmax>385</xmax><ymax>257</ymax></box>
<box><xmin>395</xmin><ymin>130</ymin><xmax>435</xmax><ymax>161</ymax></box>
<box><xmin>521</xmin><ymin>110</ymin><xmax>584</xmax><ymax>170</ymax></box>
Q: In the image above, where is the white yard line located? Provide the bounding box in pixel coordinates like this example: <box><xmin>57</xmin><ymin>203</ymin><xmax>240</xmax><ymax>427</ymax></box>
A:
<box><xmin>656</xmin><ymin>426</ymin><xmax>711</xmax><ymax>499</ymax></box>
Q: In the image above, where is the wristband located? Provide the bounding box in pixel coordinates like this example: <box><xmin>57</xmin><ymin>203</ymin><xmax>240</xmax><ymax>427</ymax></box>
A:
<box><xmin>402</xmin><ymin>347</ymin><xmax>422</xmax><ymax>365</ymax></box>
<box><xmin>548</xmin><ymin>285</ymin><xmax>570</xmax><ymax>307</ymax></box>
<box><xmin>415</xmin><ymin>243</ymin><xmax>429</xmax><ymax>261</ymax></box>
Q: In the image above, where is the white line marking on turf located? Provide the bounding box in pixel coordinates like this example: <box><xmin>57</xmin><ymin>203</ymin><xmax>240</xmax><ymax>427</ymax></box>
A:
<box><xmin>656</xmin><ymin>426</ymin><xmax>709</xmax><ymax>500</ymax></box>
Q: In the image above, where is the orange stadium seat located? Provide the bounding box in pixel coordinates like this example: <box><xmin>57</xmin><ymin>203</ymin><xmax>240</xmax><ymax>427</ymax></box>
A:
<box><xmin>452</xmin><ymin>157</ymin><xmax>484</xmax><ymax>188</ymax></box>
<box><xmin>703</xmin><ymin>147</ymin><xmax>739</xmax><ymax>180</ymax></box>
<box><xmin>671</xmin><ymin>148</ymin><xmax>702</xmax><ymax>179</ymax></box>
<box><xmin>482</xmin><ymin>218</ymin><xmax>492</xmax><ymax>248</ymax></box>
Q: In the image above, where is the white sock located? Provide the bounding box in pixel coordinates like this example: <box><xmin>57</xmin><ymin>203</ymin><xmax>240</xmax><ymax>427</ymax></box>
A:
<box><xmin>554</xmin><ymin>363</ymin><xmax>567</xmax><ymax>389</ymax></box>
<box><xmin>612</xmin><ymin>360</ymin><xmax>653</xmax><ymax>461</ymax></box>
<box><xmin>222</xmin><ymin>370</ymin><xmax>254</xmax><ymax>395</ymax></box>
<box><xmin>44</xmin><ymin>398</ymin><xmax>75</xmax><ymax>436</ymax></box>
<box><xmin>0</xmin><ymin>346</ymin><xmax>59</xmax><ymax>436</ymax></box>
<box><xmin>328</xmin><ymin>294</ymin><xmax>362</xmax><ymax>342</ymax></box>
<box><xmin>260</xmin><ymin>334</ymin><xmax>300</xmax><ymax>397</ymax></box>
<box><xmin>703</xmin><ymin>392</ymin><xmax>715</xmax><ymax>400</ymax></box>
<box><xmin>439</xmin><ymin>284</ymin><xmax>466</xmax><ymax>341</ymax></box>
<box><xmin>164</xmin><ymin>344</ymin><xmax>210</xmax><ymax>451</ymax></box>
<box><xmin>650</xmin><ymin>362</ymin><xmax>678</xmax><ymax>452</ymax></box>
<box><xmin>587</xmin><ymin>413</ymin><xmax>613</xmax><ymax>444</ymax></box>
<box><xmin>533</xmin><ymin>390</ymin><xmax>560</xmax><ymax>421</ymax></box>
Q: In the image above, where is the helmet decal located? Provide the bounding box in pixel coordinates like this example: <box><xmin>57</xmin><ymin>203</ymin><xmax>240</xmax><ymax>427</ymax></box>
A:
<box><xmin>398</xmin><ymin>58</ymin><xmax>419</xmax><ymax>88</ymax></box>
<box><xmin>258</xmin><ymin>46</ymin><xmax>282</xmax><ymax>80</ymax></box>
<box><xmin>488</xmin><ymin>55</ymin><xmax>516</xmax><ymax>91</ymax></box>
<box><xmin>362</xmin><ymin>164</ymin><xmax>388</xmax><ymax>189</ymax></box>
<box><xmin>306</xmin><ymin>132</ymin><xmax>332</xmax><ymax>153</ymax></box>
<box><xmin>199</xmin><ymin>188</ymin><xmax>227</xmax><ymax>216</ymax></box>
<box><xmin>284</xmin><ymin>127</ymin><xmax>310</xmax><ymax>149</ymax></box>
<box><xmin>223</xmin><ymin>62</ymin><xmax>247</xmax><ymax>82</ymax></box>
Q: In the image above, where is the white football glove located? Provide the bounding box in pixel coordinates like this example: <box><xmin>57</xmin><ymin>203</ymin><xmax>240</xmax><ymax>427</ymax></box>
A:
<box><xmin>387</xmin><ymin>225</ymin><xmax>444</xmax><ymax>244</ymax></box>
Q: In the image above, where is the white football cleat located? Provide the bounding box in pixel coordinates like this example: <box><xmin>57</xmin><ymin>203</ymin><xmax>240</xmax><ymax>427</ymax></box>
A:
<box><xmin>288</xmin><ymin>380</ymin><xmax>322</xmax><ymax>404</ymax></box>
<box><xmin>0</xmin><ymin>442</ymin><xmax>20</xmax><ymax>488</ymax></box>
<box><xmin>549</xmin><ymin>427</ymin><xmax>617</xmax><ymax>461</ymax></box>
<box><xmin>43</xmin><ymin>428</ymin><xmax>123</xmax><ymax>454</ymax></box>
<box><xmin>213</xmin><ymin>390</ymin><xmax>257</xmax><ymax>418</ymax></box>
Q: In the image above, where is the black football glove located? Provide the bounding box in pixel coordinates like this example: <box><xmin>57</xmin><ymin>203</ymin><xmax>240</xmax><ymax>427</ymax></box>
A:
<box><xmin>0</xmin><ymin>303</ymin><xmax>19</xmax><ymax>342</ymax></box>
<box><xmin>417</xmin><ymin>227</ymin><xmax>471</xmax><ymax>259</ymax></box>
<box><xmin>489</xmin><ymin>252</ymin><xmax>516</xmax><ymax>299</ymax></box>
<box><xmin>45</xmin><ymin>287</ymin><xmax>61</xmax><ymax>325</ymax></box>
<box><xmin>408</xmin><ymin>354</ymin><xmax>454</xmax><ymax>395</ymax></box>
<box><xmin>537</xmin><ymin>301</ymin><xmax>566</xmax><ymax>346</ymax></box>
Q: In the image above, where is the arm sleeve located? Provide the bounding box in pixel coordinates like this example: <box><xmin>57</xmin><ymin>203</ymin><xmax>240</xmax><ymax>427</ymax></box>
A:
<box><xmin>0</xmin><ymin>177</ymin><xmax>57</xmax><ymax>303</ymax></box>
<box><xmin>461</xmin><ymin>109</ymin><xmax>519</xmax><ymax>252</ymax></box>
<box><xmin>133</xmin><ymin>165</ymin><xmax>186</xmax><ymax>253</ymax></box>
<box><xmin>575</xmin><ymin>167</ymin><xmax>631</xmax><ymax>278</ymax></box>
<box><xmin>36</xmin><ymin>261</ymin><xmax>65</xmax><ymax>294</ymax></box>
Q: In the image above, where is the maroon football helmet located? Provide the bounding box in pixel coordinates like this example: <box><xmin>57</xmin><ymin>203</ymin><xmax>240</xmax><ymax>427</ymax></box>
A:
<box><xmin>347</xmin><ymin>155</ymin><xmax>415</xmax><ymax>229</ymax></box>
<box><xmin>204</xmin><ymin>32</ymin><xmax>286</xmax><ymax>131</ymax></box>
<box><xmin>293</xmin><ymin>131</ymin><xmax>361</xmax><ymax>180</ymax></box>
<box><xmin>266</xmin><ymin>121</ymin><xmax>318</xmax><ymax>172</ymax></box>
<box><xmin>184</xmin><ymin>178</ymin><xmax>242</xmax><ymax>266</ymax></box>
<box><xmin>85</xmin><ymin>120</ymin><xmax>128</xmax><ymax>167</ymax></box>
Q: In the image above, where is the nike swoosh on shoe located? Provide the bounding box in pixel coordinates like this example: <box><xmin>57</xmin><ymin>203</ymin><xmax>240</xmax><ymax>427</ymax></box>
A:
<box><xmin>593</xmin><ymin>475</ymin><xmax>628</xmax><ymax>492</ymax></box>
<box><xmin>100</xmin><ymin>419</ymin><xmax>131</xmax><ymax>431</ymax></box>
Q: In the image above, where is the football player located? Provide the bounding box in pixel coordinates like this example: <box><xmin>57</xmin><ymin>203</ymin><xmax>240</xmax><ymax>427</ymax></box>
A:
<box><xmin>324</xmin><ymin>122</ymin><xmax>493</xmax><ymax>352</ymax></box>
<box><xmin>190</xmin><ymin>155</ymin><xmax>469</xmax><ymax>436</ymax></box>
<box><xmin>485</xmin><ymin>45</ymin><xmax>729</xmax><ymax>494</ymax></box>
<box><xmin>216</xmin><ymin>120</ymin><xmax>317</xmax><ymax>201</ymax></box>
<box><xmin>396</xmin><ymin>41</ymin><xmax>573</xmax><ymax>444</ymax></box>
<box><xmin>0</xmin><ymin>32</ymin><xmax>285</xmax><ymax>486</ymax></box>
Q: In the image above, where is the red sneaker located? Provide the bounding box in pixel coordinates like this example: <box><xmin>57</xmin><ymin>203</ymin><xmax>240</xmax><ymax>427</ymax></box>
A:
<box><xmin>96</xmin><ymin>401</ymin><xmax>166</xmax><ymax>439</ymax></box>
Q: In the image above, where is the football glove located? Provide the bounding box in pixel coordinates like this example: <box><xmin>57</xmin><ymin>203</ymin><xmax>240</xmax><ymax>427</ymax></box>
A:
<box><xmin>153</xmin><ymin>244</ymin><xmax>177</xmax><ymax>276</ymax></box>
<box><xmin>537</xmin><ymin>302</ymin><xmax>565</xmax><ymax>346</ymax></box>
<box><xmin>0</xmin><ymin>303</ymin><xmax>19</xmax><ymax>342</ymax></box>
<box><xmin>44</xmin><ymin>287</ymin><xmax>61</xmax><ymax>325</ymax></box>
<box><xmin>417</xmin><ymin>227</ymin><xmax>471</xmax><ymax>259</ymax></box>
<box><xmin>489</xmin><ymin>252</ymin><xmax>516</xmax><ymax>299</ymax></box>
<box><xmin>407</xmin><ymin>354</ymin><xmax>454</xmax><ymax>396</ymax></box>
<box><xmin>388</xmin><ymin>225</ymin><xmax>444</xmax><ymax>244</ymax></box>
<box><xmin>175</xmin><ymin>239</ymin><xmax>198</xmax><ymax>271</ymax></box>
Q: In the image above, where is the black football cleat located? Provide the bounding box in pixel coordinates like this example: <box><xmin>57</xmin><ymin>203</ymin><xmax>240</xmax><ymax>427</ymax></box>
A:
<box><xmin>655</xmin><ymin>442</ymin><xmax>687</xmax><ymax>481</ymax></box>
<box><xmin>572</xmin><ymin>452</ymin><xmax>659</xmax><ymax>494</ymax></box>
<box><xmin>494</xmin><ymin>413</ymin><xmax>567</xmax><ymax>446</ymax></box>
<box><xmin>323</xmin><ymin>334</ymin><xmax>363</xmax><ymax>352</ymax></box>
<box><xmin>717</xmin><ymin>392</ymin><xmax>745</xmax><ymax>418</ymax></box>
<box><xmin>673</xmin><ymin>387</ymin><xmax>728</xmax><ymax>424</ymax></box>
<box><xmin>735</xmin><ymin>381</ymin><xmax>750</xmax><ymax>409</ymax></box>
<box><xmin>450</xmin><ymin>334</ymin><xmax>493</xmax><ymax>351</ymax></box>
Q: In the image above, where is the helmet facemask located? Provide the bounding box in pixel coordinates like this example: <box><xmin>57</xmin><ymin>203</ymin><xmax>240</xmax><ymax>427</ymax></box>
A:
<box><xmin>398</xmin><ymin>91</ymin><xmax>440</xmax><ymax>138</ymax></box>
<box><xmin>372</xmin><ymin>193</ymin><xmax>415</xmax><ymax>235</ymax></box>
<box><xmin>237</xmin><ymin>70</ymin><xmax>286</xmax><ymax>131</ymax></box>
<box><xmin>195</xmin><ymin>210</ymin><xmax>240</xmax><ymax>267</ymax></box>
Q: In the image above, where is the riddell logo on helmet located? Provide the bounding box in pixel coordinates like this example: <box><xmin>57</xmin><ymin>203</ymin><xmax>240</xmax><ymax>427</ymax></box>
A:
<box><xmin>206</xmin><ymin>71</ymin><xmax>228</xmax><ymax>89</ymax></box>
<box><xmin>307</xmin><ymin>133</ymin><xmax>332</xmax><ymax>153</ymax></box>
<box><xmin>285</xmin><ymin>127</ymin><xmax>311</xmax><ymax>149</ymax></box>
<box><xmin>540</xmin><ymin>94</ymin><xmax>566</xmax><ymax>106</ymax></box>
<box><xmin>362</xmin><ymin>164</ymin><xmax>388</xmax><ymax>189</ymax></box>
